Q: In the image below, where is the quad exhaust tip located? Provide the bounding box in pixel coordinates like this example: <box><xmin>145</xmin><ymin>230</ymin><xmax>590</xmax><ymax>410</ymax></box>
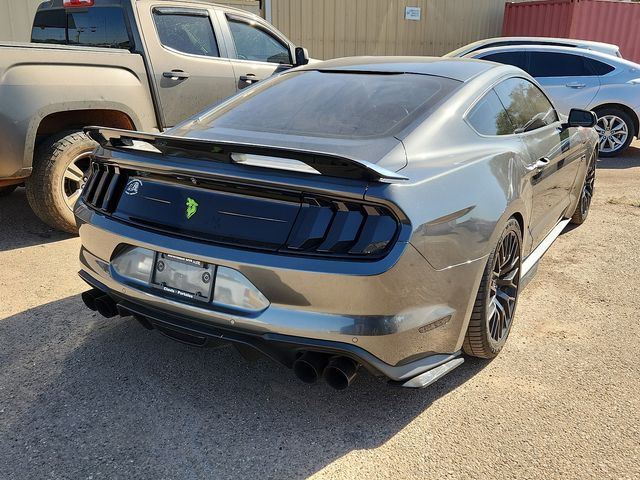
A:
<box><xmin>293</xmin><ymin>352</ymin><xmax>329</xmax><ymax>384</ymax></box>
<box><xmin>293</xmin><ymin>353</ymin><xmax>360</xmax><ymax>390</ymax></box>
<box><xmin>81</xmin><ymin>289</ymin><xmax>119</xmax><ymax>318</ymax></box>
<box><xmin>323</xmin><ymin>356</ymin><xmax>359</xmax><ymax>390</ymax></box>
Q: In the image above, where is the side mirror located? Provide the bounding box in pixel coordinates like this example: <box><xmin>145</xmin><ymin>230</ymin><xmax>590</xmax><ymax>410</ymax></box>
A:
<box><xmin>566</xmin><ymin>108</ymin><xmax>597</xmax><ymax>128</ymax></box>
<box><xmin>294</xmin><ymin>47</ymin><xmax>310</xmax><ymax>66</ymax></box>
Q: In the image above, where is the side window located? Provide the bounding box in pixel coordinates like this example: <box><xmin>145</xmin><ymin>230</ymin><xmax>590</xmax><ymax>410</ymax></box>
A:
<box><xmin>528</xmin><ymin>52</ymin><xmax>592</xmax><ymax>77</ymax></box>
<box><xmin>479</xmin><ymin>51</ymin><xmax>528</xmax><ymax>71</ymax></box>
<box><xmin>227</xmin><ymin>16</ymin><xmax>291</xmax><ymax>64</ymax></box>
<box><xmin>494</xmin><ymin>78</ymin><xmax>559</xmax><ymax>133</ymax></box>
<box><xmin>467</xmin><ymin>90</ymin><xmax>513</xmax><ymax>136</ymax></box>
<box><xmin>32</xmin><ymin>7</ymin><xmax>130</xmax><ymax>49</ymax></box>
<box><xmin>584</xmin><ymin>58</ymin><xmax>615</xmax><ymax>75</ymax></box>
<box><xmin>154</xmin><ymin>11</ymin><xmax>219</xmax><ymax>57</ymax></box>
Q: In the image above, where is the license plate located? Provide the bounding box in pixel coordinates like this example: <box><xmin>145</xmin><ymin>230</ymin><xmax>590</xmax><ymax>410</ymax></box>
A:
<box><xmin>151</xmin><ymin>253</ymin><xmax>214</xmax><ymax>302</ymax></box>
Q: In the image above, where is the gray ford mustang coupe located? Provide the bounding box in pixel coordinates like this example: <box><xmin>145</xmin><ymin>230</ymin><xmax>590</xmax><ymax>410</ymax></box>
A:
<box><xmin>76</xmin><ymin>57</ymin><xmax>598</xmax><ymax>390</ymax></box>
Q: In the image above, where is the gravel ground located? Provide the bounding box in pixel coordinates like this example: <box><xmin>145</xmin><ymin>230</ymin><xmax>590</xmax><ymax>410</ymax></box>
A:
<box><xmin>0</xmin><ymin>143</ymin><xmax>639</xmax><ymax>480</ymax></box>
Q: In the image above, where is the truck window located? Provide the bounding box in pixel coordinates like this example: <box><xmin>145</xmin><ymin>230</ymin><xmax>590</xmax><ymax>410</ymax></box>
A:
<box><xmin>153</xmin><ymin>12</ymin><xmax>219</xmax><ymax>57</ymax></box>
<box><xmin>227</xmin><ymin>16</ymin><xmax>291</xmax><ymax>64</ymax></box>
<box><xmin>31</xmin><ymin>6</ymin><xmax>131</xmax><ymax>49</ymax></box>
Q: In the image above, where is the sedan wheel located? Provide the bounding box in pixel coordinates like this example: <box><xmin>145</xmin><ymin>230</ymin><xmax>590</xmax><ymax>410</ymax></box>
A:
<box><xmin>595</xmin><ymin>109</ymin><xmax>634</xmax><ymax>157</ymax></box>
<box><xmin>463</xmin><ymin>218</ymin><xmax>522</xmax><ymax>359</ymax></box>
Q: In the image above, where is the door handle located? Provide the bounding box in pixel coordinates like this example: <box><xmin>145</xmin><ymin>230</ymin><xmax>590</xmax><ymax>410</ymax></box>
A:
<box><xmin>163</xmin><ymin>70</ymin><xmax>190</xmax><ymax>80</ymax></box>
<box><xmin>239</xmin><ymin>73</ymin><xmax>258</xmax><ymax>85</ymax></box>
<box><xmin>535</xmin><ymin>157</ymin><xmax>550</xmax><ymax>171</ymax></box>
<box><xmin>565</xmin><ymin>82</ymin><xmax>586</xmax><ymax>89</ymax></box>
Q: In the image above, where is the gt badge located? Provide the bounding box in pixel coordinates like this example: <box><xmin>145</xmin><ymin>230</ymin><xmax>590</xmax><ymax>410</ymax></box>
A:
<box><xmin>186</xmin><ymin>197</ymin><xmax>199</xmax><ymax>219</ymax></box>
<box><xmin>124</xmin><ymin>179</ymin><xmax>142</xmax><ymax>196</ymax></box>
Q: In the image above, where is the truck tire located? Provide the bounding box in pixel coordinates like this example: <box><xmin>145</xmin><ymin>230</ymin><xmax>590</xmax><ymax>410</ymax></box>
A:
<box><xmin>0</xmin><ymin>185</ymin><xmax>18</xmax><ymax>197</ymax></box>
<box><xmin>463</xmin><ymin>218</ymin><xmax>522</xmax><ymax>359</ymax></box>
<box><xmin>26</xmin><ymin>130</ymin><xmax>97</xmax><ymax>233</ymax></box>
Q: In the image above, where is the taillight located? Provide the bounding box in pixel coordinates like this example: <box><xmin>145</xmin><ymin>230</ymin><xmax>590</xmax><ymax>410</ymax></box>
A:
<box><xmin>63</xmin><ymin>0</ymin><xmax>94</xmax><ymax>8</ymax></box>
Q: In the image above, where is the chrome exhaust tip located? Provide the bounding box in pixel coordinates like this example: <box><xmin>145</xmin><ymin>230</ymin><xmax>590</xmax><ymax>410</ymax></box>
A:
<box><xmin>323</xmin><ymin>356</ymin><xmax>359</xmax><ymax>390</ymax></box>
<box><xmin>293</xmin><ymin>352</ymin><xmax>330</xmax><ymax>384</ymax></box>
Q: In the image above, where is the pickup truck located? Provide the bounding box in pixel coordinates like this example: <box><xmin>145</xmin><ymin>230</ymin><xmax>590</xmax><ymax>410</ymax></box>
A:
<box><xmin>0</xmin><ymin>0</ymin><xmax>309</xmax><ymax>232</ymax></box>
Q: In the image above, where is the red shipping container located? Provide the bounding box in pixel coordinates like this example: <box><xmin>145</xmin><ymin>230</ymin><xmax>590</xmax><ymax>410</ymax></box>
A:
<box><xmin>503</xmin><ymin>0</ymin><xmax>640</xmax><ymax>63</ymax></box>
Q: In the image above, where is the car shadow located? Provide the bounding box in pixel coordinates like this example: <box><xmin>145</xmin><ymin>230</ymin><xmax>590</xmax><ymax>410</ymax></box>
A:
<box><xmin>597</xmin><ymin>144</ymin><xmax>640</xmax><ymax>169</ymax></box>
<box><xmin>0</xmin><ymin>187</ymin><xmax>73</xmax><ymax>252</ymax></box>
<box><xmin>0</xmin><ymin>295</ymin><xmax>489</xmax><ymax>479</ymax></box>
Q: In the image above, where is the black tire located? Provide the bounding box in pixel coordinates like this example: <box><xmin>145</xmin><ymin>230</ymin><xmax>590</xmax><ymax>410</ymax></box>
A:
<box><xmin>0</xmin><ymin>185</ymin><xmax>18</xmax><ymax>197</ymax></box>
<box><xmin>463</xmin><ymin>218</ymin><xmax>522</xmax><ymax>359</ymax></box>
<box><xmin>594</xmin><ymin>107</ymin><xmax>635</xmax><ymax>158</ymax></box>
<box><xmin>25</xmin><ymin>130</ymin><xmax>97</xmax><ymax>233</ymax></box>
<box><xmin>570</xmin><ymin>148</ymin><xmax>597</xmax><ymax>225</ymax></box>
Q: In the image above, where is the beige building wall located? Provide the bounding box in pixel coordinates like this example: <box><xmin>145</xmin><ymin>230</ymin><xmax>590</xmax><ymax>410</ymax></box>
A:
<box><xmin>270</xmin><ymin>0</ymin><xmax>511</xmax><ymax>59</ymax></box>
<box><xmin>0</xmin><ymin>0</ymin><xmax>42</xmax><ymax>42</ymax></box>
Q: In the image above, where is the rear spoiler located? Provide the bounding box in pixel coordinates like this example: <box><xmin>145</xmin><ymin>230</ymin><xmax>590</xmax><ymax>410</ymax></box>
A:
<box><xmin>84</xmin><ymin>127</ymin><xmax>408</xmax><ymax>182</ymax></box>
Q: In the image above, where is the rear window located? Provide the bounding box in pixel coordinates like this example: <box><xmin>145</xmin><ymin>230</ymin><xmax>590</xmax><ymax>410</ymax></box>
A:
<box><xmin>203</xmin><ymin>71</ymin><xmax>460</xmax><ymax>138</ymax></box>
<box><xmin>31</xmin><ymin>6</ymin><xmax>130</xmax><ymax>49</ymax></box>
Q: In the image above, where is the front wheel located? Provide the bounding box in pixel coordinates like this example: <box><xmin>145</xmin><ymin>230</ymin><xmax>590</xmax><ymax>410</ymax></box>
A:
<box><xmin>25</xmin><ymin>130</ymin><xmax>97</xmax><ymax>233</ymax></box>
<box><xmin>463</xmin><ymin>218</ymin><xmax>522</xmax><ymax>359</ymax></box>
<box><xmin>595</xmin><ymin>108</ymin><xmax>635</xmax><ymax>157</ymax></box>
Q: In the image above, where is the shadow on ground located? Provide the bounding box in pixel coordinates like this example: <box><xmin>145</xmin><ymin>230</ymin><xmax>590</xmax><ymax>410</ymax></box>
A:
<box><xmin>597</xmin><ymin>144</ymin><xmax>640</xmax><ymax>169</ymax></box>
<box><xmin>0</xmin><ymin>295</ymin><xmax>487</xmax><ymax>479</ymax></box>
<box><xmin>0</xmin><ymin>187</ymin><xmax>72</xmax><ymax>252</ymax></box>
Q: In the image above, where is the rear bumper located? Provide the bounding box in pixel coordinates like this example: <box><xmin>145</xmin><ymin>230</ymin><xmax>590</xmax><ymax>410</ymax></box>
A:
<box><xmin>80</xmin><ymin>270</ymin><xmax>462</xmax><ymax>383</ymax></box>
<box><xmin>76</xmin><ymin>199</ymin><xmax>486</xmax><ymax>379</ymax></box>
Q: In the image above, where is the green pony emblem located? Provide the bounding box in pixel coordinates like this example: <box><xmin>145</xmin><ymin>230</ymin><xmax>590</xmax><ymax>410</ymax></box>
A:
<box><xmin>185</xmin><ymin>197</ymin><xmax>199</xmax><ymax>219</ymax></box>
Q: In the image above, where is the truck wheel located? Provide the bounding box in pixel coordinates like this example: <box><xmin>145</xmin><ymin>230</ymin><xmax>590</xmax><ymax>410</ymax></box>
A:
<box><xmin>463</xmin><ymin>218</ymin><xmax>522</xmax><ymax>359</ymax></box>
<box><xmin>0</xmin><ymin>185</ymin><xmax>18</xmax><ymax>197</ymax></box>
<box><xmin>26</xmin><ymin>130</ymin><xmax>97</xmax><ymax>233</ymax></box>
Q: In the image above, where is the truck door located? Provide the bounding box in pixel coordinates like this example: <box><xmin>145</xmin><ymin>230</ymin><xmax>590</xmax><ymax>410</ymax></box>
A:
<box><xmin>215</xmin><ymin>10</ymin><xmax>295</xmax><ymax>90</ymax></box>
<box><xmin>136</xmin><ymin>4</ymin><xmax>237</xmax><ymax>127</ymax></box>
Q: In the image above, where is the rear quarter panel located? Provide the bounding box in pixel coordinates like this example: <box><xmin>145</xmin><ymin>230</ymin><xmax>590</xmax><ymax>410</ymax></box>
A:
<box><xmin>367</xmin><ymin>105</ymin><xmax>532</xmax><ymax>272</ymax></box>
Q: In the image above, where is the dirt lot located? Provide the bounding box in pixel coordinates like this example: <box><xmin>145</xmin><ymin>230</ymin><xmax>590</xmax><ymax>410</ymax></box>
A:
<box><xmin>0</xmin><ymin>143</ymin><xmax>639</xmax><ymax>480</ymax></box>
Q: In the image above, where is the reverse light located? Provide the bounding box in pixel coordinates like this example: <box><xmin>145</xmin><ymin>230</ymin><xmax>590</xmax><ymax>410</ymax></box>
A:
<box><xmin>63</xmin><ymin>0</ymin><xmax>94</xmax><ymax>7</ymax></box>
<box><xmin>627</xmin><ymin>78</ymin><xmax>640</xmax><ymax>85</ymax></box>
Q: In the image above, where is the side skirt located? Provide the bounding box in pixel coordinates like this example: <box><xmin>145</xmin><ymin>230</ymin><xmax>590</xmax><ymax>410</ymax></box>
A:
<box><xmin>520</xmin><ymin>219</ymin><xmax>570</xmax><ymax>288</ymax></box>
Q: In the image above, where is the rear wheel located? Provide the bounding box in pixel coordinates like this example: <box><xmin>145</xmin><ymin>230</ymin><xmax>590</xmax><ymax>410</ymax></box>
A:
<box><xmin>0</xmin><ymin>185</ymin><xmax>18</xmax><ymax>197</ymax></box>
<box><xmin>594</xmin><ymin>108</ymin><xmax>635</xmax><ymax>157</ymax></box>
<box><xmin>570</xmin><ymin>149</ymin><xmax>596</xmax><ymax>225</ymax></box>
<box><xmin>25</xmin><ymin>130</ymin><xmax>96</xmax><ymax>233</ymax></box>
<box><xmin>463</xmin><ymin>218</ymin><xmax>522</xmax><ymax>359</ymax></box>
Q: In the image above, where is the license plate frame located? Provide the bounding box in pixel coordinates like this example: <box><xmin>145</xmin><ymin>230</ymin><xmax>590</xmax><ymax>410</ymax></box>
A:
<box><xmin>151</xmin><ymin>252</ymin><xmax>215</xmax><ymax>303</ymax></box>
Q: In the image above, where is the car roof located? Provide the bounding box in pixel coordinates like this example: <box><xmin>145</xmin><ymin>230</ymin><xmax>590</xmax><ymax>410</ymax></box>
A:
<box><xmin>445</xmin><ymin>36</ymin><xmax>620</xmax><ymax>57</ymax></box>
<box><xmin>466</xmin><ymin>44</ymin><xmax>640</xmax><ymax>68</ymax></box>
<box><xmin>297</xmin><ymin>56</ymin><xmax>499</xmax><ymax>82</ymax></box>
